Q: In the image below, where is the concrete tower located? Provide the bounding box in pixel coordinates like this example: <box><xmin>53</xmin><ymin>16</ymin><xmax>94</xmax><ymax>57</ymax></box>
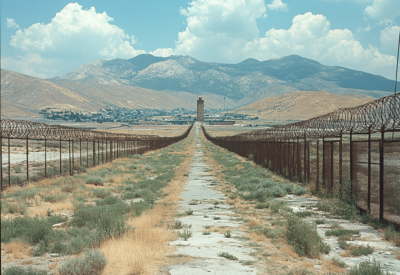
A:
<box><xmin>197</xmin><ymin>96</ymin><xmax>204</xmax><ymax>122</ymax></box>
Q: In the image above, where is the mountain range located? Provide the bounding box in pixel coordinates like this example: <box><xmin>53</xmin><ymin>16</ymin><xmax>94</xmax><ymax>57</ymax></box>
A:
<box><xmin>52</xmin><ymin>54</ymin><xmax>395</xmax><ymax>100</ymax></box>
<box><xmin>1</xmin><ymin>54</ymin><xmax>396</xmax><ymax>119</ymax></box>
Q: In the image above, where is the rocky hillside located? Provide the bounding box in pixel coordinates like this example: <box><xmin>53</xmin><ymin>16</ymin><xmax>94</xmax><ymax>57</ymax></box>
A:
<box><xmin>52</xmin><ymin>54</ymin><xmax>394</xmax><ymax>100</ymax></box>
<box><xmin>1</xmin><ymin>69</ymin><xmax>232</xmax><ymax>118</ymax></box>
<box><xmin>230</xmin><ymin>91</ymin><xmax>375</xmax><ymax>121</ymax></box>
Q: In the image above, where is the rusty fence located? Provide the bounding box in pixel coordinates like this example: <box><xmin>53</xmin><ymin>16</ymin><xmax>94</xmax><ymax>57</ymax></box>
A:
<box><xmin>202</xmin><ymin>93</ymin><xmax>400</xmax><ymax>225</ymax></box>
<box><xmin>1</xmin><ymin>119</ymin><xmax>193</xmax><ymax>190</ymax></box>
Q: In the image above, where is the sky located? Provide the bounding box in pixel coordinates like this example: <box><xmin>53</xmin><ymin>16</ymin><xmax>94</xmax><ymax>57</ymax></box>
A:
<box><xmin>1</xmin><ymin>0</ymin><xmax>399</xmax><ymax>80</ymax></box>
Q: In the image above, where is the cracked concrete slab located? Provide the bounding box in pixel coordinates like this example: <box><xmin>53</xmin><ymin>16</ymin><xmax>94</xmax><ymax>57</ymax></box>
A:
<box><xmin>164</xmin><ymin>126</ymin><xmax>259</xmax><ymax>275</ymax></box>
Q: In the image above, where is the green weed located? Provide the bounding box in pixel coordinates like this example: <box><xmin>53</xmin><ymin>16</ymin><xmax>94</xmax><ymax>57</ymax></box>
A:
<box><xmin>286</xmin><ymin>215</ymin><xmax>330</xmax><ymax>258</ymax></box>
<box><xmin>218</xmin><ymin>252</ymin><xmax>238</xmax><ymax>260</ymax></box>
<box><xmin>58</xmin><ymin>249</ymin><xmax>107</xmax><ymax>275</ymax></box>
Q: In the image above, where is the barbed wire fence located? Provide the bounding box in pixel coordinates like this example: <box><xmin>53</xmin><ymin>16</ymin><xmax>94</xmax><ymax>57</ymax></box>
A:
<box><xmin>202</xmin><ymin>93</ymin><xmax>400</xmax><ymax>224</ymax></box>
<box><xmin>1</xmin><ymin>120</ymin><xmax>193</xmax><ymax>190</ymax></box>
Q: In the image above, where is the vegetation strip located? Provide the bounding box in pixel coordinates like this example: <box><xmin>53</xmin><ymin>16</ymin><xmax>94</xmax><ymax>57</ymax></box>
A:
<box><xmin>1</xmin><ymin>134</ymin><xmax>192</xmax><ymax>274</ymax></box>
<box><xmin>201</xmin><ymin>133</ymin><xmax>400</xmax><ymax>274</ymax></box>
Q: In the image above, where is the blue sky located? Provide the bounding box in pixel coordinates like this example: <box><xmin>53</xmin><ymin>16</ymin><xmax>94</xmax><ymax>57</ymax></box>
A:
<box><xmin>1</xmin><ymin>0</ymin><xmax>399</xmax><ymax>80</ymax></box>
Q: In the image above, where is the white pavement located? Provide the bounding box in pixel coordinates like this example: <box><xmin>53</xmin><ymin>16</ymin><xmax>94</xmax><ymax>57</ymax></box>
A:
<box><xmin>164</xmin><ymin>126</ymin><xmax>259</xmax><ymax>275</ymax></box>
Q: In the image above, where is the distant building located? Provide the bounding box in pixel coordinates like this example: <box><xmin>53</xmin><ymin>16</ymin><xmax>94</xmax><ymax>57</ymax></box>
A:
<box><xmin>209</xmin><ymin>121</ymin><xmax>235</xmax><ymax>125</ymax></box>
<box><xmin>197</xmin><ymin>96</ymin><xmax>204</xmax><ymax>122</ymax></box>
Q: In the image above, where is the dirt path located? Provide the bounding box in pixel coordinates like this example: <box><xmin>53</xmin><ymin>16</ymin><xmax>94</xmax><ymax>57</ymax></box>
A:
<box><xmin>162</xmin><ymin>125</ymin><xmax>259</xmax><ymax>274</ymax></box>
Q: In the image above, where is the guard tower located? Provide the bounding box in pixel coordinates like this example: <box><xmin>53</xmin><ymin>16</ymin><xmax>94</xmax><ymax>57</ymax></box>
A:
<box><xmin>197</xmin><ymin>96</ymin><xmax>204</xmax><ymax>122</ymax></box>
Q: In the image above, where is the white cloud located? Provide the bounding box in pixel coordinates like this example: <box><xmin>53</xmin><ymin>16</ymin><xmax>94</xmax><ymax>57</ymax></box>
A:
<box><xmin>174</xmin><ymin>0</ymin><xmax>266</xmax><ymax>62</ymax></box>
<box><xmin>380</xmin><ymin>25</ymin><xmax>400</xmax><ymax>55</ymax></box>
<box><xmin>364</xmin><ymin>0</ymin><xmax>400</xmax><ymax>21</ymax></box>
<box><xmin>7</xmin><ymin>18</ymin><xmax>19</xmax><ymax>29</ymax></box>
<box><xmin>243</xmin><ymin>12</ymin><xmax>396</xmax><ymax>79</ymax></box>
<box><xmin>267</xmin><ymin>0</ymin><xmax>288</xmax><ymax>12</ymax></box>
<box><xmin>1</xmin><ymin>54</ymin><xmax>57</xmax><ymax>79</ymax></box>
<box><xmin>5</xmin><ymin>3</ymin><xmax>145</xmax><ymax>78</ymax></box>
<box><xmin>149</xmin><ymin>48</ymin><xmax>174</xmax><ymax>57</ymax></box>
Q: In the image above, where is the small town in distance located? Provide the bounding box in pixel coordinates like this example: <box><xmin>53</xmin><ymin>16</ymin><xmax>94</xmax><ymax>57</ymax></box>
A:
<box><xmin>39</xmin><ymin>96</ymin><xmax>256</xmax><ymax>126</ymax></box>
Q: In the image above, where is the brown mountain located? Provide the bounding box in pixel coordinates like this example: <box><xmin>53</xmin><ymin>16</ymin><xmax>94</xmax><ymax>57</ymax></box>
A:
<box><xmin>230</xmin><ymin>91</ymin><xmax>375</xmax><ymax>121</ymax></box>
<box><xmin>1</xmin><ymin>69</ymin><xmax>230</xmax><ymax>119</ymax></box>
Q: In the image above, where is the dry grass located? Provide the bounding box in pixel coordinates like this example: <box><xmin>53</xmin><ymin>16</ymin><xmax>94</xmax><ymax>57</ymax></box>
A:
<box><xmin>48</xmin><ymin>263</ymin><xmax>58</xmax><ymax>270</ymax></box>
<box><xmin>101</xmin><ymin>205</ymin><xmax>177</xmax><ymax>274</ymax></box>
<box><xmin>100</xmin><ymin>138</ymin><xmax>194</xmax><ymax>275</ymax></box>
<box><xmin>247</xmin><ymin>217</ymin><xmax>262</xmax><ymax>227</ymax></box>
<box><xmin>21</xmin><ymin>259</ymin><xmax>34</xmax><ymax>265</ymax></box>
<box><xmin>4</xmin><ymin>242</ymin><xmax>32</xmax><ymax>259</ymax></box>
<box><xmin>322</xmin><ymin>261</ymin><xmax>346</xmax><ymax>274</ymax></box>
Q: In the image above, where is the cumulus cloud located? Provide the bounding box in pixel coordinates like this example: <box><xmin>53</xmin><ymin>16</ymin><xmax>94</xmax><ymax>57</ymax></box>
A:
<box><xmin>149</xmin><ymin>48</ymin><xmax>174</xmax><ymax>57</ymax></box>
<box><xmin>267</xmin><ymin>0</ymin><xmax>288</xmax><ymax>12</ymax></box>
<box><xmin>243</xmin><ymin>12</ymin><xmax>396</xmax><ymax>78</ymax></box>
<box><xmin>1</xmin><ymin>54</ymin><xmax>57</xmax><ymax>79</ymax></box>
<box><xmin>364</xmin><ymin>0</ymin><xmax>400</xmax><ymax>21</ymax></box>
<box><xmin>7</xmin><ymin>18</ymin><xmax>19</xmax><ymax>29</ymax></box>
<box><xmin>380</xmin><ymin>25</ymin><xmax>400</xmax><ymax>55</ymax></box>
<box><xmin>5</xmin><ymin>3</ymin><xmax>145</xmax><ymax>78</ymax></box>
<box><xmin>174</xmin><ymin>0</ymin><xmax>266</xmax><ymax>62</ymax></box>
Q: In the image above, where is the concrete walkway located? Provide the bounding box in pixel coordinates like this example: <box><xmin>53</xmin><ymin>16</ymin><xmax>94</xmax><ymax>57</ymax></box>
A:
<box><xmin>164</xmin><ymin>126</ymin><xmax>259</xmax><ymax>275</ymax></box>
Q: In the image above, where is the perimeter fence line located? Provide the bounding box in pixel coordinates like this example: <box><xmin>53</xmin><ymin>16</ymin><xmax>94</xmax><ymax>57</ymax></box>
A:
<box><xmin>0</xmin><ymin>120</ymin><xmax>193</xmax><ymax>190</ymax></box>
<box><xmin>202</xmin><ymin>93</ymin><xmax>400</xmax><ymax>225</ymax></box>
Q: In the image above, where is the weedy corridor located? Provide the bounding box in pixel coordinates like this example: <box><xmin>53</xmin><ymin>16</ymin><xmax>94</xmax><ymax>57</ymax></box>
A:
<box><xmin>200</xmin><ymin>130</ymin><xmax>400</xmax><ymax>275</ymax></box>
<box><xmin>1</xmin><ymin>131</ymin><xmax>195</xmax><ymax>275</ymax></box>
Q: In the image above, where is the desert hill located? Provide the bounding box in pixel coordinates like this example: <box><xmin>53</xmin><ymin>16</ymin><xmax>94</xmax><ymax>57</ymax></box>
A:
<box><xmin>230</xmin><ymin>91</ymin><xmax>375</xmax><ymax>121</ymax></box>
<box><xmin>1</xmin><ymin>69</ymin><xmax>231</xmax><ymax>118</ymax></box>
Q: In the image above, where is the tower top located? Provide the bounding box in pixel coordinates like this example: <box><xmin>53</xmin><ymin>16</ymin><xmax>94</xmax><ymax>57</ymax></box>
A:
<box><xmin>198</xmin><ymin>96</ymin><xmax>203</xmax><ymax>100</ymax></box>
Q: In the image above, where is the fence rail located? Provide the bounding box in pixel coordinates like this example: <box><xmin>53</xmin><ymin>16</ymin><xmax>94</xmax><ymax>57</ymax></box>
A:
<box><xmin>202</xmin><ymin>93</ymin><xmax>400</xmax><ymax>225</ymax></box>
<box><xmin>1</xmin><ymin>120</ymin><xmax>193</xmax><ymax>190</ymax></box>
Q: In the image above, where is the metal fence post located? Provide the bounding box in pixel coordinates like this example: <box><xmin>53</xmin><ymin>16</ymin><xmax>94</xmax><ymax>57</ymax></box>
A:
<box><xmin>379</xmin><ymin>129</ymin><xmax>385</xmax><ymax>221</ymax></box>
<box><xmin>26</xmin><ymin>138</ymin><xmax>29</xmax><ymax>183</ymax></box>
<box><xmin>44</xmin><ymin>138</ymin><xmax>47</xmax><ymax>178</ymax></box>
<box><xmin>60</xmin><ymin>138</ymin><xmax>62</xmax><ymax>175</ymax></box>
<box><xmin>8</xmin><ymin>138</ymin><xmax>11</xmax><ymax>186</ymax></box>
<box><xmin>368</xmin><ymin>127</ymin><xmax>372</xmax><ymax>213</ymax></box>
<box><xmin>316</xmin><ymin>139</ymin><xmax>320</xmax><ymax>191</ymax></box>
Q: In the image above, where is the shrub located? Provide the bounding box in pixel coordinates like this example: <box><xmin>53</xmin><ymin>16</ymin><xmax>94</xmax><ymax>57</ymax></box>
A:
<box><xmin>51</xmin><ymin>241</ymin><xmax>67</xmax><ymax>254</ymax></box>
<box><xmin>95</xmin><ymin>196</ymin><xmax>120</xmax><ymax>206</ymax></box>
<box><xmin>293</xmin><ymin>185</ymin><xmax>307</xmax><ymax>196</ymax></box>
<box><xmin>295</xmin><ymin>211</ymin><xmax>314</xmax><ymax>218</ymax></box>
<box><xmin>179</xmin><ymin>229</ymin><xmax>193</xmax><ymax>241</ymax></box>
<box><xmin>224</xmin><ymin>230</ymin><xmax>232</xmax><ymax>238</ymax></box>
<box><xmin>349</xmin><ymin>259</ymin><xmax>391</xmax><ymax>275</ymax></box>
<box><xmin>338</xmin><ymin>240</ymin><xmax>348</xmax><ymax>249</ymax></box>
<box><xmin>331</xmin><ymin>256</ymin><xmax>346</xmax><ymax>268</ymax></box>
<box><xmin>10</xmin><ymin>175</ymin><xmax>25</xmax><ymax>185</ymax></box>
<box><xmin>257</xmin><ymin>227</ymin><xmax>279</xmax><ymax>239</ymax></box>
<box><xmin>218</xmin><ymin>252</ymin><xmax>238</xmax><ymax>260</ymax></box>
<box><xmin>185</xmin><ymin>209</ymin><xmax>193</xmax><ymax>215</ymax></box>
<box><xmin>255</xmin><ymin>203</ymin><xmax>269</xmax><ymax>209</ymax></box>
<box><xmin>62</xmin><ymin>185</ymin><xmax>76</xmax><ymax>193</ymax></box>
<box><xmin>325</xmin><ymin>228</ymin><xmax>359</xmax><ymax>240</ymax></box>
<box><xmin>385</xmin><ymin>225</ymin><xmax>400</xmax><ymax>246</ymax></box>
<box><xmin>315</xmin><ymin>219</ymin><xmax>325</xmax><ymax>225</ymax></box>
<box><xmin>286</xmin><ymin>215</ymin><xmax>330</xmax><ymax>258</ymax></box>
<box><xmin>85</xmin><ymin>177</ymin><xmax>105</xmax><ymax>186</ymax></box>
<box><xmin>32</xmin><ymin>238</ymin><xmax>48</xmax><ymax>256</ymax></box>
<box><xmin>3</xmin><ymin>267</ymin><xmax>47</xmax><ymax>275</ymax></box>
<box><xmin>13</xmin><ymin>166</ymin><xmax>22</xmax><ymax>173</ymax></box>
<box><xmin>58</xmin><ymin>249</ymin><xmax>107</xmax><ymax>275</ymax></box>
<box><xmin>129</xmin><ymin>154</ymin><xmax>142</xmax><ymax>159</ymax></box>
<box><xmin>122</xmin><ymin>192</ymin><xmax>137</xmax><ymax>200</ymax></box>
<box><xmin>350</xmin><ymin>245</ymin><xmax>374</xmax><ymax>256</ymax></box>
<box><xmin>92</xmin><ymin>189</ymin><xmax>111</xmax><ymax>199</ymax></box>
